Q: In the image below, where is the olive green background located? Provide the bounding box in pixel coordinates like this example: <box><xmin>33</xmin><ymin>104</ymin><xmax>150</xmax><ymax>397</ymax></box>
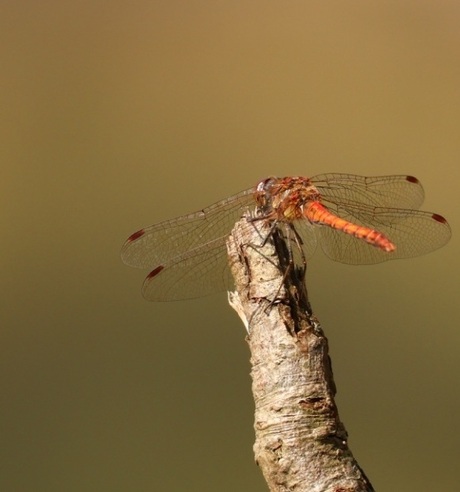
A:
<box><xmin>1</xmin><ymin>1</ymin><xmax>459</xmax><ymax>491</ymax></box>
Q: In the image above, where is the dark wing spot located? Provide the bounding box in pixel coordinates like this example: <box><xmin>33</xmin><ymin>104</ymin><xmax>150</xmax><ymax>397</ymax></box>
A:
<box><xmin>127</xmin><ymin>229</ymin><xmax>145</xmax><ymax>242</ymax></box>
<box><xmin>432</xmin><ymin>213</ymin><xmax>448</xmax><ymax>224</ymax></box>
<box><xmin>147</xmin><ymin>265</ymin><xmax>164</xmax><ymax>279</ymax></box>
<box><xmin>405</xmin><ymin>175</ymin><xmax>420</xmax><ymax>184</ymax></box>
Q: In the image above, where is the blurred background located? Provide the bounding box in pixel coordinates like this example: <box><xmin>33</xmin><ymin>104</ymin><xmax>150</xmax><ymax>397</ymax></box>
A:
<box><xmin>1</xmin><ymin>1</ymin><xmax>459</xmax><ymax>490</ymax></box>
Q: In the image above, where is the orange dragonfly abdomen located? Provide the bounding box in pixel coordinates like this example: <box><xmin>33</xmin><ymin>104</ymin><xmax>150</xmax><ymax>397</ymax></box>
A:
<box><xmin>304</xmin><ymin>201</ymin><xmax>396</xmax><ymax>253</ymax></box>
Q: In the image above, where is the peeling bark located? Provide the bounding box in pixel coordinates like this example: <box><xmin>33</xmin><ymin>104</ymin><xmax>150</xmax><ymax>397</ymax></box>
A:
<box><xmin>227</xmin><ymin>217</ymin><xmax>374</xmax><ymax>492</ymax></box>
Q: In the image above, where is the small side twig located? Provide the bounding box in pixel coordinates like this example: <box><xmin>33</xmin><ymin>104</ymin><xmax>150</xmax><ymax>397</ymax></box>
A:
<box><xmin>227</xmin><ymin>216</ymin><xmax>374</xmax><ymax>492</ymax></box>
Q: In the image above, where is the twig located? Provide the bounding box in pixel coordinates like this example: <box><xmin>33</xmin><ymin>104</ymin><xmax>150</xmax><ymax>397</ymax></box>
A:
<box><xmin>227</xmin><ymin>216</ymin><xmax>374</xmax><ymax>492</ymax></box>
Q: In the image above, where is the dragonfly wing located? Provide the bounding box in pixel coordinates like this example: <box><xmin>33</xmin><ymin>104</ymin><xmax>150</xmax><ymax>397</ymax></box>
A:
<box><xmin>313</xmin><ymin>173</ymin><xmax>425</xmax><ymax>210</ymax></box>
<box><xmin>318</xmin><ymin>204</ymin><xmax>451</xmax><ymax>264</ymax></box>
<box><xmin>141</xmin><ymin>237</ymin><xmax>233</xmax><ymax>301</ymax></box>
<box><xmin>288</xmin><ymin>220</ymin><xmax>318</xmax><ymax>262</ymax></box>
<box><xmin>141</xmin><ymin>218</ymin><xmax>301</xmax><ymax>301</ymax></box>
<box><xmin>121</xmin><ymin>188</ymin><xmax>254</xmax><ymax>269</ymax></box>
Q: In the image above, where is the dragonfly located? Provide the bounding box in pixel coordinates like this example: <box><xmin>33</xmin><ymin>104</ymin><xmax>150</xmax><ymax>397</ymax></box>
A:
<box><xmin>121</xmin><ymin>173</ymin><xmax>451</xmax><ymax>301</ymax></box>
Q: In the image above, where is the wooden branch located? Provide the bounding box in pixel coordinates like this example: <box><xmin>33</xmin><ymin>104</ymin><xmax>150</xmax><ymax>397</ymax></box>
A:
<box><xmin>227</xmin><ymin>217</ymin><xmax>374</xmax><ymax>492</ymax></box>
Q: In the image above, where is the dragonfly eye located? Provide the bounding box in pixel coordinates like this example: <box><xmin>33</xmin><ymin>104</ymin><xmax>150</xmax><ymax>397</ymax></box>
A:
<box><xmin>256</xmin><ymin>176</ymin><xmax>277</xmax><ymax>193</ymax></box>
<box><xmin>254</xmin><ymin>177</ymin><xmax>277</xmax><ymax>212</ymax></box>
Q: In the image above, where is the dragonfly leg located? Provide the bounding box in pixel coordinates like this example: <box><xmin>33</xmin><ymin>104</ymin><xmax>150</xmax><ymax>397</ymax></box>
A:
<box><xmin>247</xmin><ymin>214</ymin><xmax>280</xmax><ymax>247</ymax></box>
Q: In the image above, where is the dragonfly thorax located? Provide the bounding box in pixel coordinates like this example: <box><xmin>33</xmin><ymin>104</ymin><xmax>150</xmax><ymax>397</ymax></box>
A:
<box><xmin>254</xmin><ymin>176</ymin><xmax>321</xmax><ymax>222</ymax></box>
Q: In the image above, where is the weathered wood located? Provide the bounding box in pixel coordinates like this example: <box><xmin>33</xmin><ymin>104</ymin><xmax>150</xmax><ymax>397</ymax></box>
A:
<box><xmin>227</xmin><ymin>217</ymin><xmax>374</xmax><ymax>492</ymax></box>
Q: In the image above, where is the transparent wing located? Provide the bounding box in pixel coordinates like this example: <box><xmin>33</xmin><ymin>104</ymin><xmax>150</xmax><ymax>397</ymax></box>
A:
<box><xmin>141</xmin><ymin>238</ymin><xmax>233</xmax><ymax>301</ymax></box>
<box><xmin>141</xmin><ymin>219</ymin><xmax>269</xmax><ymax>301</ymax></box>
<box><xmin>312</xmin><ymin>173</ymin><xmax>425</xmax><ymax>210</ymax></box>
<box><xmin>121</xmin><ymin>188</ymin><xmax>255</xmax><ymax>269</ymax></box>
<box><xmin>317</xmin><ymin>203</ymin><xmax>451</xmax><ymax>264</ymax></box>
<box><xmin>287</xmin><ymin>220</ymin><xmax>318</xmax><ymax>262</ymax></box>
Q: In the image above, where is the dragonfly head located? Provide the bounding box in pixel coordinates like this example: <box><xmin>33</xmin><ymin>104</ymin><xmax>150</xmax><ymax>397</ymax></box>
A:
<box><xmin>254</xmin><ymin>177</ymin><xmax>278</xmax><ymax>214</ymax></box>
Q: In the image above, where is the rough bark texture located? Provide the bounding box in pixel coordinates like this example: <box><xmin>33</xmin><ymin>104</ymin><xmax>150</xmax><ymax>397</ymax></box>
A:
<box><xmin>227</xmin><ymin>217</ymin><xmax>374</xmax><ymax>492</ymax></box>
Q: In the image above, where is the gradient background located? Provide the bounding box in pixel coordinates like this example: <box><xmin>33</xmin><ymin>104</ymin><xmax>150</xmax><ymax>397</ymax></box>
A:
<box><xmin>1</xmin><ymin>1</ymin><xmax>459</xmax><ymax>491</ymax></box>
